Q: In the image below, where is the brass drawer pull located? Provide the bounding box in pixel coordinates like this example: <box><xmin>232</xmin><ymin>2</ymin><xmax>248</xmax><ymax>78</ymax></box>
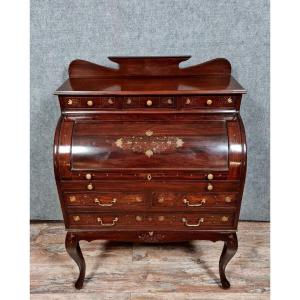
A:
<box><xmin>227</xmin><ymin>97</ymin><xmax>233</xmax><ymax>103</ymax></box>
<box><xmin>97</xmin><ymin>217</ymin><xmax>118</xmax><ymax>226</ymax></box>
<box><xmin>183</xmin><ymin>198</ymin><xmax>206</xmax><ymax>207</ymax></box>
<box><xmin>147</xmin><ymin>174</ymin><xmax>152</xmax><ymax>181</ymax></box>
<box><xmin>225</xmin><ymin>196</ymin><xmax>232</xmax><ymax>203</ymax></box>
<box><xmin>108</xmin><ymin>98</ymin><xmax>114</xmax><ymax>104</ymax></box>
<box><xmin>182</xmin><ymin>217</ymin><xmax>204</xmax><ymax>227</ymax></box>
<box><xmin>87</xmin><ymin>183</ymin><xmax>94</xmax><ymax>190</ymax></box>
<box><xmin>207</xmin><ymin>173</ymin><xmax>214</xmax><ymax>180</ymax></box>
<box><xmin>207</xmin><ymin>183</ymin><xmax>213</xmax><ymax>191</ymax></box>
<box><xmin>94</xmin><ymin>198</ymin><xmax>117</xmax><ymax>206</ymax></box>
<box><xmin>206</xmin><ymin>99</ymin><xmax>213</xmax><ymax>105</ymax></box>
<box><xmin>87</xmin><ymin>100</ymin><xmax>93</xmax><ymax>106</ymax></box>
<box><xmin>67</xmin><ymin>99</ymin><xmax>73</xmax><ymax>105</ymax></box>
<box><xmin>85</xmin><ymin>173</ymin><xmax>92</xmax><ymax>180</ymax></box>
<box><xmin>167</xmin><ymin>98</ymin><xmax>172</xmax><ymax>104</ymax></box>
<box><xmin>147</xmin><ymin>99</ymin><xmax>153</xmax><ymax>106</ymax></box>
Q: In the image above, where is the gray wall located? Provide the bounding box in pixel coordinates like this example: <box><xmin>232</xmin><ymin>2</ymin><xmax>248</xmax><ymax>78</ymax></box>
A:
<box><xmin>30</xmin><ymin>0</ymin><xmax>270</xmax><ymax>221</ymax></box>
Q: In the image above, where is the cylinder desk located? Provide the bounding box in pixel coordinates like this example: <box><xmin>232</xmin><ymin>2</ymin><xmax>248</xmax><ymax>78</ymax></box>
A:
<box><xmin>53</xmin><ymin>56</ymin><xmax>247</xmax><ymax>289</ymax></box>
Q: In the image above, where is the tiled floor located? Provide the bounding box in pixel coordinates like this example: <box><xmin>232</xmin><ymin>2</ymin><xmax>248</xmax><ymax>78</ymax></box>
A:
<box><xmin>30</xmin><ymin>222</ymin><xmax>270</xmax><ymax>299</ymax></box>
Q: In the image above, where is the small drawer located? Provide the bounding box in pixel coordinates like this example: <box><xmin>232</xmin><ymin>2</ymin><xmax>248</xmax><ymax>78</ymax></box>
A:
<box><xmin>160</xmin><ymin>96</ymin><xmax>176</xmax><ymax>108</ymax></box>
<box><xmin>182</xmin><ymin>95</ymin><xmax>236</xmax><ymax>109</ymax></box>
<box><xmin>122</xmin><ymin>96</ymin><xmax>140</xmax><ymax>108</ymax></box>
<box><xmin>153</xmin><ymin>192</ymin><xmax>238</xmax><ymax>208</ymax></box>
<box><xmin>64</xmin><ymin>192</ymin><xmax>146</xmax><ymax>208</ymax></box>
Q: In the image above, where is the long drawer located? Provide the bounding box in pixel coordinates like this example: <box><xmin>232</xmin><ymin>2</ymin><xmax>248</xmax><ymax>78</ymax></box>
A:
<box><xmin>60</xmin><ymin>180</ymin><xmax>241</xmax><ymax>193</ymax></box>
<box><xmin>67</xmin><ymin>212</ymin><xmax>235</xmax><ymax>230</ymax></box>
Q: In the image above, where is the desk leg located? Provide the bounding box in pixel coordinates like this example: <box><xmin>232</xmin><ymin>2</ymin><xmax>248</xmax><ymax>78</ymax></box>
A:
<box><xmin>65</xmin><ymin>233</ymin><xmax>86</xmax><ymax>289</ymax></box>
<box><xmin>219</xmin><ymin>233</ymin><xmax>238</xmax><ymax>289</ymax></box>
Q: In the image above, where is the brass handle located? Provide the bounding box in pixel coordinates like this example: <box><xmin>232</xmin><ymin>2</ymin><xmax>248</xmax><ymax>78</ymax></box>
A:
<box><xmin>206</xmin><ymin>99</ymin><xmax>213</xmax><ymax>105</ymax></box>
<box><xmin>97</xmin><ymin>217</ymin><xmax>118</xmax><ymax>226</ymax></box>
<box><xmin>85</xmin><ymin>173</ymin><xmax>92</xmax><ymax>180</ymax></box>
<box><xmin>182</xmin><ymin>217</ymin><xmax>204</xmax><ymax>227</ymax></box>
<box><xmin>87</xmin><ymin>100</ymin><xmax>93</xmax><ymax>106</ymax></box>
<box><xmin>207</xmin><ymin>173</ymin><xmax>214</xmax><ymax>180</ymax></box>
<box><xmin>94</xmin><ymin>198</ymin><xmax>117</xmax><ymax>206</ymax></box>
<box><xmin>167</xmin><ymin>98</ymin><xmax>172</xmax><ymax>104</ymax></box>
<box><xmin>147</xmin><ymin>174</ymin><xmax>152</xmax><ymax>181</ymax></box>
<box><xmin>222</xmin><ymin>216</ymin><xmax>229</xmax><ymax>222</ymax></box>
<box><xmin>225</xmin><ymin>196</ymin><xmax>232</xmax><ymax>203</ymax></box>
<box><xmin>147</xmin><ymin>100</ymin><xmax>153</xmax><ymax>106</ymax></box>
<box><xmin>67</xmin><ymin>99</ymin><xmax>73</xmax><ymax>105</ymax></box>
<box><xmin>227</xmin><ymin>97</ymin><xmax>233</xmax><ymax>103</ymax></box>
<box><xmin>185</xmin><ymin>98</ymin><xmax>191</xmax><ymax>104</ymax></box>
<box><xmin>73</xmin><ymin>216</ymin><xmax>80</xmax><ymax>222</ymax></box>
<box><xmin>87</xmin><ymin>183</ymin><xmax>94</xmax><ymax>190</ymax></box>
<box><xmin>207</xmin><ymin>183</ymin><xmax>213</xmax><ymax>191</ymax></box>
<box><xmin>183</xmin><ymin>198</ymin><xmax>206</xmax><ymax>207</ymax></box>
<box><xmin>108</xmin><ymin>98</ymin><xmax>114</xmax><ymax>104</ymax></box>
<box><xmin>127</xmin><ymin>98</ymin><xmax>132</xmax><ymax>104</ymax></box>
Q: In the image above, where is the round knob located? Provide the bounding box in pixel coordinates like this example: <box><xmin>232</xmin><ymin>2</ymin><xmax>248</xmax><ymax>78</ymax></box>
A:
<box><xmin>67</xmin><ymin>99</ymin><xmax>73</xmax><ymax>105</ymax></box>
<box><xmin>108</xmin><ymin>98</ymin><xmax>113</xmax><ymax>104</ymax></box>
<box><xmin>127</xmin><ymin>98</ymin><xmax>132</xmax><ymax>104</ymax></box>
<box><xmin>227</xmin><ymin>97</ymin><xmax>233</xmax><ymax>103</ymax></box>
<box><xmin>87</xmin><ymin>100</ymin><xmax>93</xmax><ymax>106</ymax></box>
<box><xmin>147</xmin><ymin>100</ymin><xmax>153</xmax><ymax>106</ymax></box>
<box><xmin>136</xmin><ymin>216</ymin><xmax>142</xmax><ymax>222</ymax></box>
<box><xmin>185</xmin><ymin>98</ymin><xmax>191</xmax><ymax>104</ymax></box>
<box><xmin>167</xmin><ymin>99</ymin><xmax>172</xmax><ymax>104</ymax></box>
<box><xmin>73</xmin><ymin>216</ymin><xmax>80</xmax><ymax>221</ymax></box>
<box><xmin>87</xmin><ymin>183</ymin><xmax>94</xmax><ymax>190</ymax></box>
<box><xmin>207</xmin><ymin>173</ymin><xmax>214</xmax><ymax>180</ymax></box>
<box><xmin>85</xmin><ymin>173</ymin><xmax>92</xmax><ymax>180</ymax></box>
<box><xmin>206</xmin><ymin>99</ymin><xmax>213</xmax><ymax>105</ymax></box>
<box><xmin>207</xmin><ymin>183</ymin><xmax>213</xmax><ymax>191</ymax></box>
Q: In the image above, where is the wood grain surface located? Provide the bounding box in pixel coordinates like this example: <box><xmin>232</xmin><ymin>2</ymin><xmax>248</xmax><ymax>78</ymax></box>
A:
<box><xmin>30</xmin><ymin>221</ymin><xmax>269</xmax><ymax>299</ymax></box>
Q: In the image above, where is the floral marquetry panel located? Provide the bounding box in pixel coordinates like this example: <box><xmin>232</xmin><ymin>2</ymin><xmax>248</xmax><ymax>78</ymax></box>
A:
<box><xmin>70</xmin><ymin>121</ymin><xmax>229</xmax><ymax>171</ymax></box>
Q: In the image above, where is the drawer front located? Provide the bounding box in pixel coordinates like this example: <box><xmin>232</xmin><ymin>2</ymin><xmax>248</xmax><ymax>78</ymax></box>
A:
<box><xmin>62</xmin><ymin>96</ymin><xmax>118</xmax><ymax>109</ymax></box>
<box><xmin>68</xmin><ymin>212</ymin><xmax>235</xmax><ymax>230</ymax></box>
<box><xmin>181</xmin><ymin>95</ymin><xmax>237</xmax><ymax>109</ymax></box>
<box><xmin>153</xmin><ymin>192</ymin><xmax>238</xmax><ymax>208</ymax></box>
<box><xmin>64</xmin><ymin>192</ymin><xmax>146</xmax><ymax>208</ymax></box>
<box><xmin>60</xmin><ymin>180</ymin><xmax>241</xmax><ymax>193</ymax></box>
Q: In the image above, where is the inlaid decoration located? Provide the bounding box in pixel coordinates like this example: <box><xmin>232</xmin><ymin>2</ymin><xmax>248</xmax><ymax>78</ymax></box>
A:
<box><xmin>114</xmin><ymin>130</ymin><xmax>184</xmax><ymax>158</ymax></box>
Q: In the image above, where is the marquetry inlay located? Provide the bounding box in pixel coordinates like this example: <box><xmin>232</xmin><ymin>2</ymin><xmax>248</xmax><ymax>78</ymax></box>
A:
<box><xmin>114</xmin><ymin>135</ymin><xmax>184</xmax><ymax>158</ymax></box>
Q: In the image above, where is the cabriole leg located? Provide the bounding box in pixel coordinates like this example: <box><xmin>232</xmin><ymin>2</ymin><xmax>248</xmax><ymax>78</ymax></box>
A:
<box><xmin>219</xmin><ymin>233</ymin><xmax>238</xmax><ymax>289</ymax></box>
<box><xmin>65</xmin><ymin>232</ymin><xmax>86</xmax><ymax>289</ymax></box>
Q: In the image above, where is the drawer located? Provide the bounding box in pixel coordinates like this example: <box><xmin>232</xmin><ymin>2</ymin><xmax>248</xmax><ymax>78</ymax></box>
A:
<box><xmin>153</xmin><ymin>192</ymin><xmax>238</xmax><ymax>208</ymax></box>
<box><xmin>181</xmin><ymin>95</ymin><xmax>237</xmax><ymax>109</ymax></box>
<box><xmin>60</xmin><ymin>180</ymin><xmax>241</xmax><ymax>193</ymax></box>
<box><xmin>64</xmin><ymin>192</ymin><xmax>146</xmax><ymax>208</ymax></box>
<box><xmin>61</xmin><ymin>96</ymin><xmax>118</xmax><ymax>109</ymax></box>
<box><xmin>68</xmin><ymin>212</ymin><xmax>235</xmax><ymax>229</ymax></box>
